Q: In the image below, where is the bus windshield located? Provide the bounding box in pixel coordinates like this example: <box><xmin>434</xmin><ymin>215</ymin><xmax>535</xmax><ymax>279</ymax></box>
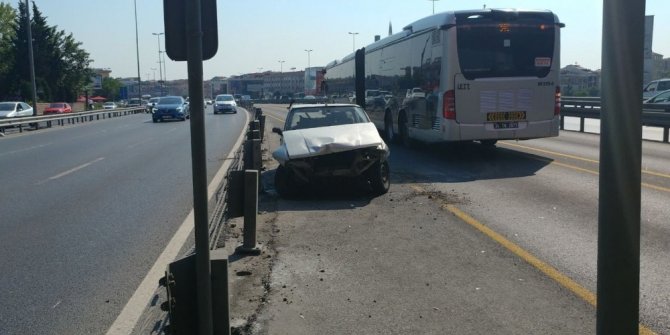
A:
<box><xmin>456</xmin><ymin>11</ymin><xmax>556</xmax><ymax>80</ymax></box>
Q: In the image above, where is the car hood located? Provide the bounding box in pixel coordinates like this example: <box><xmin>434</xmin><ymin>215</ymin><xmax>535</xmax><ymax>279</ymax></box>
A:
<box><xmin>272</xmin><ymin>122</ymin><xmax>388</xmax><ymax>164</ymax></box>
<box><xmin>0</xmin><ymin>110</ymin><xmax>16</xmax><ymax>118</ymax></box>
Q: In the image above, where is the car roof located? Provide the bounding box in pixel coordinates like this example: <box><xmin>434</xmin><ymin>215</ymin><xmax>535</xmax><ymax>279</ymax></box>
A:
<box><xmin>289</xmin><ymin>103</ymin><xmax>359</xmax><ymax>110</ymax></box>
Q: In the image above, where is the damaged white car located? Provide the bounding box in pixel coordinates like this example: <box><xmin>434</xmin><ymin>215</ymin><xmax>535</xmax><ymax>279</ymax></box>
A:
<box><xmin>272</xmin><ymin>104</ymin><xmax>390</xmax><ymax>197</ymax></box>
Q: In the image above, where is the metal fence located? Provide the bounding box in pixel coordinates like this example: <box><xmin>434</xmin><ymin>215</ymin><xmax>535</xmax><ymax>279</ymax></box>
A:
<box><xmin>0</xmin><ymin>107</ymin><xmax>147</xmax><ymax>134</ymax></box>
<box><xmin>561</xmin><ymin>96</ymin><xmax>670</xmax><ymax>142</ymax></box>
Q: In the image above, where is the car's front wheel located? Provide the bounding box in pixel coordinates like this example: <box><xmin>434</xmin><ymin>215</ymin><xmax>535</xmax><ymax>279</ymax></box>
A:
<box><xmin>367</xmin><ymin>159</ymin><xmax>390</xmax><ymax>195</ymax></box>
<box><xmin>275</xmin><ymin>165</ymin><xmax>298</xmax><ymax>198</ymax></box>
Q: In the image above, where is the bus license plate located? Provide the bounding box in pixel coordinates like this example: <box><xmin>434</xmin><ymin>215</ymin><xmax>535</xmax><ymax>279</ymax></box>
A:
<box><xmin>494</xmin><ymin>122</ymin><xmax>519</xmax><ymax>129</ymax></box>
<box><xmin>486</xmin><ymin>111</ymin><xmax>526</xmax><ymax>122</ymax></box>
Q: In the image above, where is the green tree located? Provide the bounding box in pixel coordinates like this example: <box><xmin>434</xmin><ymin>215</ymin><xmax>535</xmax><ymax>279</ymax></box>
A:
<box><xmin>0</xmin><ymin>3</ymin><xmax>17</xmax><ymax>98</ymax></box>
<box><xmin>5</xmin><ymin>1</ymin><xmax>92</xmax><ymax>102</ymax></box>
<box><xmin>100</xmin><ymin>77</ymin><xmax>122</xmax><ymax>100</ymax></box>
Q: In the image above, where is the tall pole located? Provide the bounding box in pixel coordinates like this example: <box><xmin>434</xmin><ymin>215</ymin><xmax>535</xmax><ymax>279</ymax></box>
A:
<box><xmin>161</xmin><ymin>51</ymin><xmax>168</xmax><ymax>94</ymax></box>
<box><xmin>428</xmin><ymin>0</ymin><xmax>439</xmax><ymax>14</ymax></box>
<box><xmin>185</xmin><ymin>0</ymin><xmax>213</xmax><ymax>333</ymax></box>
<box><xmin>304</xmin><ymin>49</ymin><xmax>312</xmax><ymax>69</ymax></box>
<box><xmin>153</xmin><ymin>32</ymin><xmax>164</xmax><ymax>95</ymax></box>
<box><xmin>596</xmin><ymin>0</ymin><xmax>644</xmax><ymax>334</ymax></box>
<box><xmin>25</xmin><ymin>0</ymin><xmax>37</xmax><ymax>115</ymax></box>
<box><xmin>348</xmin><ymin>32</ymin><xmax>358</xmax><ymax>52</ymax></box>
<box><xmin>134</xmin><ymin>0</ymin><xmax>141</xmax><ymax>101</ymax></box>
<box><xmin>278</xmin><ymin>60</ymin><xmax>285</xmax><ymax>97</ymax></box>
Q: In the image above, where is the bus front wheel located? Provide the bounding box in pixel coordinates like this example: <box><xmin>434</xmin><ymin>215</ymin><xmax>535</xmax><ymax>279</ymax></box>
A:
<box><xmin>384</xmin><ymin>112</ymin><xmax>395</xmax><ymax>143</ymax></box>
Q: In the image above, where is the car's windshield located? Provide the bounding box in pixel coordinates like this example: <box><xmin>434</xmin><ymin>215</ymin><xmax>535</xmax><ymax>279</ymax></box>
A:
<box><xmin>0</xmin><ymin>103</ymin><xmax>16</xmax><ymax>111</ymax></box>
<box><xmin>150</xmin><ymin>98</ymin><xmax>160</xmax><ymax>103</ymax></box>
<box><xmin>286</xmin><ymin>106</ymin><xmax>369</xmax><ymax>130</ymax></box>
<box><xmin>158</xmin><ymin>97</ymin><xmax>182</xmax><ymax>105</ymax></box>
<box><xmin>216</xmin><ymin>95</ymin><xmax>233</xmax><ymax>102</ymax></box>
<box><xmin>103</xmin><ymin>102</ymin><xmax>114</xmax><ymax>106</ymax></box>
<box><xmin>49</xmin><ymin>103</ymin><xmax>64</xmax><ymax>108</ymax></box>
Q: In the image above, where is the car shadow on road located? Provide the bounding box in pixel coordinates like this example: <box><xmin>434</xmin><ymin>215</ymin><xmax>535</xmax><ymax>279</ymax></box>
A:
<box><xmin>261</xmin><ymin>169</ymin><xmax>374</xmax><ymax>211</ymax></box>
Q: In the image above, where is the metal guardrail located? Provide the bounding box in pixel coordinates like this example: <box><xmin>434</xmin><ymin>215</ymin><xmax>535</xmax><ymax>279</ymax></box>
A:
<box><xmin>560</xmin><ymin>96</ymin><xmax>670</xmax><ymax>142</ymax></box>
<box><xmin>0</xmin><ymin>107</ymin><xmax>147</xmax><ymax>134</ymax></box>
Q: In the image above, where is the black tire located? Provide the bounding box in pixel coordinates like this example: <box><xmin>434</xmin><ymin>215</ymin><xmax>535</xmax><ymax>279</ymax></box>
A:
<box><xmin>367</xmin><ymin>159</ymin><xmax>390</xmax><ymax>195</ymax></box>
<box><xmin>274</xmin><ymin>165</ymin><xmax>297</xmax><ymax>198</ymax></box>
<box><xmin>399</xmin><ymin>113</ymin><xmax>413</xmax><ymax>148</ymax></box>
<box><xmin>152</xmin><ymin>118</ymin><xmax>157</xmax><ymax>123</ymax></box>
<box><xmin>480</xmin><ymin>139</ymin><xmax>498</xmax><ymax>147</ymax></box>
<box><xmin>384</xmin><ymin>111</ymin><xmax>395</xmax><ymax>143</ymax></box>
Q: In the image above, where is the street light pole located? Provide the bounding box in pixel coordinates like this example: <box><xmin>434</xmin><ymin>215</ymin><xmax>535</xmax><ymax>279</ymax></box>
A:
<box><xmin>24</xmin><ymin>0</ymin><xmax>37</xmax><ymax>115</ymax></box>
<box><xmin>428</xmin><ymin>0</ymin><xmax>439</xmax><ymax>14</ymax></box>
<box><xmin>348</xmin><ymin>32</ymin><xmax>358</xmax><ymax>52</ymax></box>
<box><xmin>304</xmin><ymin>49</ymin><xmax>312</xmax><ymax>69</ymax></box>
<box><xmin>153</xmin><ymin>32</ymin><xmax>164</xmax><ymax>95</ymax></box>
<box><xmin>133</xmin><ymin>0</ymin><xmax>141</xmax><ymax>101</ymax></box>
<box><xmin>278</xmin><ymin>60</ymin><xmax>285</xmax><ymax>97</ymax></box>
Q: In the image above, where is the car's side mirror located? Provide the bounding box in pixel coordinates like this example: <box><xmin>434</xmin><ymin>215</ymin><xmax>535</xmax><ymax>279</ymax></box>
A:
<box><xmin>272</xmin><ymin>127</ymin><xmax>283</xmax><ymax>136</ymax></box>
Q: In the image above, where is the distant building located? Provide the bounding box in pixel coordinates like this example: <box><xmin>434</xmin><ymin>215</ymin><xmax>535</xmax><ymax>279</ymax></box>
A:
<box><xmin>560</xmin><ymin>64</ymin><xmax>601</xmax><ymax>96</ymax></box>
<box><xmin>262</xmin><ymin>71</ymin><xmax>305</xmax><ymax>98</ymax></box>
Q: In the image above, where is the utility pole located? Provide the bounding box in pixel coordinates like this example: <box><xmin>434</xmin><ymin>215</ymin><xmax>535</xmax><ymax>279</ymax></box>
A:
<box><xmin>348</xmin><ymin>32</ymin><xmax>358</xmax><ymax>52</ymax></box>
<box><xmin>134</xmin><ymin>0</ymin><xmax>141</xmax><ymax>101</ymax></box>
<box><xmin>25</xmin><ymin>0</ymin><xmax>37</xmax><ymax>115</ymax></box>
<box><xmin>305</xmin><ymin>49</ymin><xmax>312</xmax><ymax>69</ymax></box>
<box><xmin>428</xmin><ymin>0</ymin><xmax>439</xmax><ymax>14</ymax></box>
<box><xmin>153</xmin><ymin>32</ymin><xmax>165</xmax><ymax>95</ymax></box>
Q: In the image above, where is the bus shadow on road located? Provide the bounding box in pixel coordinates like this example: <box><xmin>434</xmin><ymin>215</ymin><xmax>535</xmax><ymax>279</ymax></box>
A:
<box><xmin>386</xmin><ymin>140</ymin><xmax>554</xmax><ymax>184</ymax></box>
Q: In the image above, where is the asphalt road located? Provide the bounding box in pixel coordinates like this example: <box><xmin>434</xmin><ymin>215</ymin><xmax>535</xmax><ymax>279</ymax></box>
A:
<box><xmin>255</xmin><ymin>103</ymin><xmax>670</xmax><ymax>334</ymax></box>
<box><xmin>0</xmin><ymin>106</ymin><xmax>247</xmax><ymax>335</ymax></box>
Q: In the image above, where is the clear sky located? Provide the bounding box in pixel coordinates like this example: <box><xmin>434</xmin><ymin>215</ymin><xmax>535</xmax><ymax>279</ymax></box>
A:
<box><xmin>2</xmin><ymin>0</ymin><xmax>669</xmax><ymax>80</ymax></box>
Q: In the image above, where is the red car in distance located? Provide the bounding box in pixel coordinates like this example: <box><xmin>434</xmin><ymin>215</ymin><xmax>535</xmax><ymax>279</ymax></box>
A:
<box><xmin>43</xmin><ymin>102</ymin><xmax>72</xmax><ymax>115</ymax></box>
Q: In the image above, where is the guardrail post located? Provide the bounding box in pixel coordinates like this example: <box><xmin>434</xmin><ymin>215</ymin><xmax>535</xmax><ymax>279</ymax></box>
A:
<box><xmin>663</xmin><ymin>127</ymin><xmax>669</xmax><ymax>143</ymax></box>
<box><xmin>210</xmin><ymin>250</ymin><xmax>231</xmax><ymax>335</ymax></box>
<box><xmin>579</xmin><ymin>117</ymin><xmax>585</xmax><ymax>132</ymax></box>
<box><xmin>235</xmin><ymin>170</ymin><xmax>260</xmax><ymax>255</ymax></box>
<box><xmin>559</xmin><ymin>115</ymin><xmax>565</xmax><ymax>130</ymax></box>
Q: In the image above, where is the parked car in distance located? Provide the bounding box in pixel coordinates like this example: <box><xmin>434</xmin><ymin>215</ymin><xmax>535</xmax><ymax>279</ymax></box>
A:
<box><xmin>146</xmin><ymin>97</ymin><xmax>160</xmax><ymax>112</ymax></box>
<box><xmin>127</xmin><ymin>98</ymin><xmax>150</xmax><ymax>113</ymax></box>
<box><xmin>43</xmin><ymin>102</ymin><xmax>72</xmax><ymax>115</ymax></box>
<box><xmin>102</xmin><ymin>102</ymin><xmax>118</xmax><ymax>110</ymax></box>
<box><xmin>642</xmin><ymin>78</ymin><xmax>670</xmax><ymax>99</ymax></box>
<box><xmin>271</xmin><ymin>103</ymin><xmax>390</xmax><ymax>197</ymax></box>
<box><xmin>644</xmin><ymin>90</ymin><xmax>670</xmax><ymax>106</ymax></box>
<box><xmin>213</xmin><ymin>94</ymin><xmax>237</xmax><ymax>114</ymax></box>
<box><xmin>152</xmin><ymin>96</ymin><xmax>190</xmax><ymax>122</ymax></box>
<box><xmin>0</xmin><ymin>101</ymin><xmax>34</xmax><ymax>118</ymax></box>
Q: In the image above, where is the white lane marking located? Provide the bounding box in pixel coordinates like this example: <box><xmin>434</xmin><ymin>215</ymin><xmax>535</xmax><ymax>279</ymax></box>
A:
<box><xmin>52</xmin><ymin>300</ymin><xmax>61</xmax><ymax>309</ymax></box>
<box><xmin>0</xmin><ymin>143</ymin><xmax>53</xmax><ymax>157</ymax></box>
<box><xmin>105</xmin><ymin>110</ymin><xmax>250</xmax><ymax>335</ymax></box>
<box><xmin>38</xmin><ymin>157</ymin><xmax>106</xmax><ymax>184</ymax></box>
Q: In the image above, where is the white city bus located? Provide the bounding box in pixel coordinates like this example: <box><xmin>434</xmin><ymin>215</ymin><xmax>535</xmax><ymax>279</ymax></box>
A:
<box><xmin>325</xmin><ymin>8</ymin><xmax>564</xmax><ymax>146</ymax></box>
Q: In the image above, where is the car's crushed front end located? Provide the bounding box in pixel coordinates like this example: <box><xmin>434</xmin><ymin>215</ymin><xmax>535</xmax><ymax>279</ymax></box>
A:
<box><xmin>272</xmin><ymin>121</ymin><xmax>390</xmax><ymax>196</ymax></box>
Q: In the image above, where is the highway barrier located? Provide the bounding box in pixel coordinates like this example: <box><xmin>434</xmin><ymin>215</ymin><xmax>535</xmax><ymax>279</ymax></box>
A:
<box><xmin>0</xmin><ymin>107</ymin><xmax>147</xmax><ymax>135</ymax></box>
<box><xmin>561</xmin><ymin>96</ymin><xmax>670</xmax><ymax>142</ymax></box>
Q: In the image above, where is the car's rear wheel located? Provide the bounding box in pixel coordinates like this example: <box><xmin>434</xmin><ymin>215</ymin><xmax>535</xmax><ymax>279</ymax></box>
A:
<box><xmin>367</xmin><ymin>159</ymin><xmax>390</xmax><ymax>195</ymax></box>
<box><xmin>152</xmin><ymin>118</ymin><xmax>158</xmax><ymax>123</ymax></box>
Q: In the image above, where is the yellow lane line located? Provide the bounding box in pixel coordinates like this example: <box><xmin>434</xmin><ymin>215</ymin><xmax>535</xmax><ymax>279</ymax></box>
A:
<box><xmin>411</xmin><ymin>185</ymin><xmax>657</xmax><ymax>335</ymax></box>
<box><xmin>500</xmin><ymin>141</ymin><xmax>670</xmax><ymax>180</ymax></box>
